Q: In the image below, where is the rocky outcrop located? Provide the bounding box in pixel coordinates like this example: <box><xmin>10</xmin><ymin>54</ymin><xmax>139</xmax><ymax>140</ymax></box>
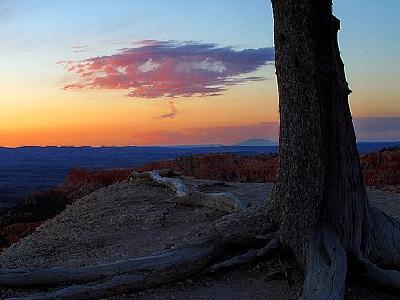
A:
<box><xmin>175</xmin><ymin>153</ymin><xmax>278</xmax><ymax>182</ymax></box>
<box><xmin>1</xmin><ymin>148</ymin><xmax>399</xmax><ymax>251</ymax></box>
<box><xmin>0</xmin><ymin>168</ymin><xmax>134</xmax><ymax>250</ymax></box>
<box><xmin>24</xmin><ymin>168</ymin><xmax>134</xmax><ymax>207</ymax></box>
<box><xmin>0</xmin><ymin>222</ymin><xmax>42</xmax><ymax>248</ymax></box>
<box><xmin>137</xmin><ymin>153</ymin><xmax>279</xmax><ymax>183</ymax></box>
<box><xmin>361</xmin><ymin>147</ymin><xmax>400</xmax><ymax>192</ymax></box>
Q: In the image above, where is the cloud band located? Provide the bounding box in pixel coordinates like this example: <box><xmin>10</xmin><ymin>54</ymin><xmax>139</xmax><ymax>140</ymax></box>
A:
<box><xmin>60</xmin><ymin>40</ymin><xmax>274</xmax><ymax>98</ymax></box>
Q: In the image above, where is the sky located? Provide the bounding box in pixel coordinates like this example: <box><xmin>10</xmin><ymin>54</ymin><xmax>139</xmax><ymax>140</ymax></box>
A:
<box><xmin>0</xmin><ymin>0</ymin><xmax>399</xmax><ymax>146</ymax></box>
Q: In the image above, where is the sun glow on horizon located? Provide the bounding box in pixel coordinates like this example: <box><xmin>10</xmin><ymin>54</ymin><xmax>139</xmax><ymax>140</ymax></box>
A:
<box><xmin>1</xmin><ymin>0</ymin><xmax>399</xmax><ymax>146</ymax></box>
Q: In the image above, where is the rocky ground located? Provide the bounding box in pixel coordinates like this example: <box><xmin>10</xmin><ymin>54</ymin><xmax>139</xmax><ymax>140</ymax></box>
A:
<box><xmin>0</xmin><ymin>181</ymin><xmax>226</xmax><ymax>269</ymax></box>
<box><xmin>0</xmin><ymin>177</ymin><xmax>399</xmax><ymax>299</ymax></box>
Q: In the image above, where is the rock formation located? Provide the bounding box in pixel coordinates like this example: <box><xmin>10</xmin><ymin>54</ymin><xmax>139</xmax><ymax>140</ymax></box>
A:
<box><xmin>1</xmin><ymin>147</ymin><xmax>399</xmax><ymax>251</ymax></box>
<box><xmin>361</xmin><ymin>147</ymin><xmax>400</xmax><ymax>192</ymax></box>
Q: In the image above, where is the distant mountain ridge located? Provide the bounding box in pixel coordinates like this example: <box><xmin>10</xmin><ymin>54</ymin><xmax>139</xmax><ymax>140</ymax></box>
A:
<box><xmin>1</xmin><ymin>140</ymin><xmax>400</xmax><ymax>150</ymax></box>
<box><xmin>233</xmin><ymin>139</ymin><xmax>277</xmax><ymax>146</ymax></box>
<box><xmin>1</xmin><ymin>142</ymin><xmax>400</xmax><ymax>211</ymax></box>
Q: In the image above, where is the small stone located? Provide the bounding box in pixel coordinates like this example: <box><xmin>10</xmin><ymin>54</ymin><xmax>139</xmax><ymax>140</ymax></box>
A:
<box><xmin>203</xmin><ymin>281</ymin><xmax>213</xmax><ymax>287</ymax></box>
<box><xmin>160</xmin><ymin>243</ymin><xmax>174</xmax><ymax>250</ymax></box>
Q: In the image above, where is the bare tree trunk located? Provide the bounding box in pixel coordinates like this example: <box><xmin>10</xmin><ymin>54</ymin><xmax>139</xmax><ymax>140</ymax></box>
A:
<box><xmin>271</xmin><ymin>0</ymin><xmax>364</xmax><ymax>266</ymax></box>
<box><xmin>271</xmin><ymin>1</ymin><xmax>400</xmax><ymax>298</ymax></box>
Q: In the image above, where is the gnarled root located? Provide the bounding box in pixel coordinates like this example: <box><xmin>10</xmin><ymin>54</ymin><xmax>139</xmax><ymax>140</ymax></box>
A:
<box><xmin>12</xmin><ymin>240</ymin><xmax>221</xmax><ymax>300</ymax></box>
<box><xmin>129</xmin><ymin>170</ymin><xmax>189</xmax><ymax>197</ymax></box>
<box><xmin>300</xmin><ymin>228</ymin><xmax>347</xmax><ymax>300</ymax></box>
<box><xmin>366</xmin><ymin>205</ymin><xmax>400</xmax><ymax>269</ymax></box>
<box><xmin>2</xmin><ymin>208</ymin><xmax>278</xmax><ymax>299</ymax></box>
<box><xmin>5</xmin><ymin>197</ymin><xmax>400</xmax><ymax>300</ymax></box>
<box><xmin>354</xmin><ymin>258</ymin><xmax>400</xmax><ymax>290</ymax></box>
<box><xmin>0</xmin><ymin>240</ymin><xmax>218</xmax><ymax>288</ymax></box>
<box><xmin>16</xmin><ymin>236</ymin><xmax>281</xmax><ymax>300</ymax></box>
<box><xmin>299</xmin><ymin>205</ymin><xmax>400</xmax><ymax>300</ymax></box>
<box><xmin>130</xmin><ymin>170</ymin><xmax>245</xmax><ymax>212</ymax></box>
<box><xmin>205</xmin><ymin>236</ymin><xmax>281</xmax><ymax>273</ymax></box>
<box><xmin>347</xmin><ymin>205</ymin><xmax>400</xmax><ymax>291</ymax></box>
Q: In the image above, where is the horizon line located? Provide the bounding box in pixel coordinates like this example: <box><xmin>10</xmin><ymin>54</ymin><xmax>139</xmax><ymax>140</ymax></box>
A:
<box><xmin>2</xmin><ymin>140</ymin><xmax>400</xmax><ymax>149</ymax></box>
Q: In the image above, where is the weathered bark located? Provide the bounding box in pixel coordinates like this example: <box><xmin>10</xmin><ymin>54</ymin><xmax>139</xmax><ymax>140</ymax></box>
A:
<box><xmin>271</xmin><ymin>0</ymin><xmax>400</xmax><ymax>298</ymax></box>
<box><xmin>271</xmin><ymin>0</ymin><xmax>364</xmax><ymax>265</ymax></box>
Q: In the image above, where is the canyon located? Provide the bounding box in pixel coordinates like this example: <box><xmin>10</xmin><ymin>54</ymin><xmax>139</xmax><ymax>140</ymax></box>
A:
<box><xmin>0</xmin><ymin>147</ymin><xmax>399</xmax><ymax>251</ymax></box>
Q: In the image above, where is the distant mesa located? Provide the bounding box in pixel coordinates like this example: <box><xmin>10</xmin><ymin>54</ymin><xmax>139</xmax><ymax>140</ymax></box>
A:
<box><xmin>166</xmin><ymin>144</ymin><xmax>224</xmax><ymax>148</ymax></box>
<box><xmin>233</xmin><ymin>139</ymin><xmax>277</xmax><ymax>147</ymax></box>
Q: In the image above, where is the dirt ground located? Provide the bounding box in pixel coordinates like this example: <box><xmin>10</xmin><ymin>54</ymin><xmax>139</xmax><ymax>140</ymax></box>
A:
<box><xmin>0</xmin><ymin>179</ymin><xmax>399</xmax><ymax>299</ymax></box>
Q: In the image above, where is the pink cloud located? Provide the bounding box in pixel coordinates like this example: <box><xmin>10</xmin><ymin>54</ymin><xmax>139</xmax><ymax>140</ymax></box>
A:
<box><xmin>60</xmin><ymin>40</ymin><xmax>274</xmax><ymax>98</ymax></box>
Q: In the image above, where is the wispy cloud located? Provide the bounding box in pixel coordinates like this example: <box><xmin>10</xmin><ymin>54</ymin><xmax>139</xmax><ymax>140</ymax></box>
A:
<box><xmin>71</xmin><ymin>45</ymin><xmax>95</xmax><ymax>53</ymax></box>
<box><xmin>155</xmin><ymin>100</ymin><xmax>177</xmax><ymax>120</ymax></box>
<box><xmin>60</xmin><ymin>40</ymin><xmax>274</xmax><ymax>98</ymax></box>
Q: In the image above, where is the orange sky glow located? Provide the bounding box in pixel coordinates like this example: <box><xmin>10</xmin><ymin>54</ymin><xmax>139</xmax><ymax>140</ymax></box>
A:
<box><xmin>1</xmin><ymin>1</ymin><xmax>399</xmax><ymax>146</ymax></box>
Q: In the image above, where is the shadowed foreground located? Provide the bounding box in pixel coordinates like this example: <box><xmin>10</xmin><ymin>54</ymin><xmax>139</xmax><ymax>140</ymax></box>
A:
<box><xmin>0</xmin><ymin>177</ymin><xmax>398</xmax><ymax>299</ymax></box>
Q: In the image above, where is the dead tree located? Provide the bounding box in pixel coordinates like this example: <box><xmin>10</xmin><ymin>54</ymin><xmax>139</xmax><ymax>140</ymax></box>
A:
<box><xmin>271</xmin><ymin>0</ymin><xmax>400</xmax><ymax>298</ymax></box>
<box><xmin>1</xmin><ymin>1</ymin><xmax>400</xmax><ymax>299</ymax></box>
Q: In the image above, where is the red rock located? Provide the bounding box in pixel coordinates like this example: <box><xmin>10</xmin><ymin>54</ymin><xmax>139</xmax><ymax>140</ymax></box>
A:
<box><xmin>0</xmin><ymin>222</ymin><xmax>42</xmax><ymax>250</ymax></box>
<box><xmin>361</xmin><ymin>147</ymin><xmax>400</xmax><ymax>192</ymax></box>
<box><xmin>2</xmin><ymin>148</ymin><xmax>399</xmax><ymax>251</ymax></box>
<box><xmin>0</xmin><ymin>168</ymin><xmax>135</xmax><ymax>251</ymax></box>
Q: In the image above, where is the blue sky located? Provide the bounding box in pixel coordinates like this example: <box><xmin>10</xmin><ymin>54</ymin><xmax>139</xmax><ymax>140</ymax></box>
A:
<box><xmin>2</xmin><ymin>0</ymin><xmax>398</xmax><ymax>97</ymax></box>
<box><xmin>1</xmin><ymin>0</ymin><xmax>399</xmax><ymax>145</ymax></box>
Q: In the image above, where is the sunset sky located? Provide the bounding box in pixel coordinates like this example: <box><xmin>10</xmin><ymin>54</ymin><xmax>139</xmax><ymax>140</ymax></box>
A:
<box><xmin>1</xmin><ymin>0</ymin><xmax>399</xmax><ymax>146</ymax></box>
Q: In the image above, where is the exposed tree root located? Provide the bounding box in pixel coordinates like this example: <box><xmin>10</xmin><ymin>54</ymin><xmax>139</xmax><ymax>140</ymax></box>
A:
<box><xmin>129</xmin><ymin>170</ymin><xmax>189</xmax><ymax>198</ymax></box>
<box><xmin>344</xmin><ymin>205</ymin><xmax>400</xmax><ymax>292</ymax></box>
<box><xmin>367</xmin><ymin>205</ymin><xmax>400</xmax><ymax>269</ymax></box>
<box><xmin>258</xmin><ymin>237</ymin><xmax>281</xmax><ymax>256</ymax></box>
<box><xmin>2</xmin><ymin>180</ymin><xmax>400</xmax><ymax>300</ymax></box>
<box><xmin>1</xmin><ymin>207</ymin><xmax>276</xmax><ymax>299</ymax></box>
<box><xmin>355</xmin><ymin>258</ymin><xmax>400</xmax><ymax>290</ymax></box>
<box><xmin>189</xmin><ymin>191</ymin><xmax>245</xmax><ymax>212</ymax></box>
<box><xmin>129</xmin><ymin>170</ymin><xmax>245</xmax><ymax>212</ymax></box>
<box><xmin>0</xmin><ymin>240</ymin><xmax>218</xmax><ymax>288</ymax></box>
<box><xmin>12</xmin><ymin>236</ymin><xmax>280</xmax><ymax>300</ymax></box>
<box><xmin>11</xmin><ymin>240</ymin><xmax>220</xmax><ymax>300</ymax></box>
<box><xmin>205</xmin><ymin>236</ymin><xmax>280</xmax><ymax>273</ymax></box>
<box><xmin>300</xmin><ymin>228</ymin><xmax>347</xmax><ymax>300</ymax></box>
<box><xmin>3</xmin><ymin>204</ymin><xmax>400</xmax><ymax>300</ymax></box>
<box><xmin>297</xmin><ymin>205</ymin><xmax>400</xmax><ymax>300</ymax></box>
